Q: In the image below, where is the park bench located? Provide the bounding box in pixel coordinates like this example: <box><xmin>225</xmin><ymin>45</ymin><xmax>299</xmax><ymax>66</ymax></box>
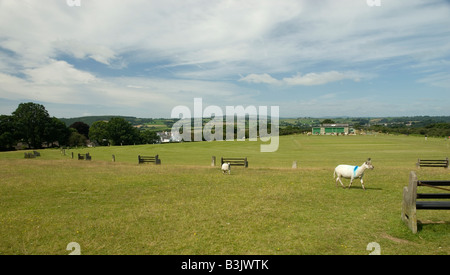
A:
<box><xmin>221</xmin><ymin>157</ymin><xmax>248</xmax><ymax>168</ymax></box>
<box><xmin>138</xmin><ymin>155</ymin><xmax>161</xmax><ymax>165</ymax></box>
<box><xmin>402</xmin><ymin>171</ymin><xmax>450</xmax><ymax>233</ymax></box>
<box><xmin>24</xmin><ymin>152</ymin><xmax>35</xmax><ymax>158</ymax></box>
<box><xmin>24</xmin><ymin>151</ymin><xmax>40</xmax><ymax>158</ymax></box>
<box><xmin>78</xmin><ymin>153</ymin><xmax>92</xmax><ymax>161</ymax></box>
<box><xmin>416</xmin><ymin>157</ymin><xmax>448</xmax><ymax>169</ymax></box>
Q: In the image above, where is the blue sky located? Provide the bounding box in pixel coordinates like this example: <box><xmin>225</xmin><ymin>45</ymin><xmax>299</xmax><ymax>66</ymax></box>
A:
<box><xmin>0</xmin><ymin>0</ymin><xmax>449</xmax><ymax>118</ymax></box>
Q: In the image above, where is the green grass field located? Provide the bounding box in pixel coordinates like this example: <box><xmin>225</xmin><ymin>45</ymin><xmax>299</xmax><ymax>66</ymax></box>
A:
<box><xmin>0</xmin><ymin>134</ymin><xmax>449</xmax><ymax>255</ymax></box>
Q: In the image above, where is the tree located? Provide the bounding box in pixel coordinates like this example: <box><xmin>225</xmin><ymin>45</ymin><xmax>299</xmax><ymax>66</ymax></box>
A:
<box><xmin>44</xmin><ymin>117</ymin><xmax>71</xmax><ymax>147</ymax></box>
<box><xmin>68</xmin><ymin>128</ymin><xmax>87</xmax><ymax>147</ymax></box>
<box><xmin>139</xmin><ymin>129</ymin><xmax>160</xmax><ymax>144</ymax></box>
<box><xmin>12</xmin><ymin>102</ymin><xmax>52</xmax><ymax>148</ymax></box>
<box><xmin>0</xmin><ymin>115</ymin><xmax>17</xmax><ymax>151</ymax></box>
<box><xmin>1</xmin><ymin>102</ymin><xmax>72</xmax><ymax>149</ymax></box>
<box><xmin>69</xmin><ymin>121</ymin><xmax>90</xmax><ymax>139</ymax></box>
<box><xmin>89</xmin><ymin>121</ymin><xmax>109</xmax><ymax>145</ymax></box>
<box><xmin>321</xmin><ymin>119</ymin><xmax>335</xmax><ymax>124</ymax></box>
<box><xmin>106</xmin><ymin>117</ymin><xmax>140</xmax><ymax>145</ymax></box>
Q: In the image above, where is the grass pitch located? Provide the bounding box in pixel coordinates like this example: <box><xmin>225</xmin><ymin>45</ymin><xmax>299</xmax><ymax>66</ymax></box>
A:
<box><xmin>0</xmin><ymin>134</ymin><xmax>449</xmax><ymax>254</ymax></box>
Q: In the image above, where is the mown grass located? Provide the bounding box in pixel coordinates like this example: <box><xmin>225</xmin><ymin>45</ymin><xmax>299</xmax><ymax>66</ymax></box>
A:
<box><xmin>0</xmin><ymin>134</ymin><xmax>449</xmax><ymax>254</ymax></box>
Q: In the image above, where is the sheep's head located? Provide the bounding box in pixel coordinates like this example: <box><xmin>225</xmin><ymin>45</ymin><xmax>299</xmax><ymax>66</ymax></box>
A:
<box><xmin>364</xmin><ymin>158</ymin><xmax>374</xmax><ymax>169</ymax></box>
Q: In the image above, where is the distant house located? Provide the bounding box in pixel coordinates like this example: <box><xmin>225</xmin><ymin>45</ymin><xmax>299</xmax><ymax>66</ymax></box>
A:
<box><xmin>157</xmin><ymin>131</ymin><xmax>182</xmax><ymax>143</ymax></box>
<box><xmin>157</xmin><ymin>131</ymin><xmax>171</xmax><ymax>143</ymax></box>
<box><xmin>312</xmin><ymin>124</ymin><xmax>350</xmax><ymax>135</ymax></box>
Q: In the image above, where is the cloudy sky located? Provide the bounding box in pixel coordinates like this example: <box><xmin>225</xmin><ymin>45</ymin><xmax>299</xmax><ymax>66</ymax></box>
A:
<box><xmin>0</xmin><ymin>0</ymin><xmax>449</xmax><ymax>118</ymax></box>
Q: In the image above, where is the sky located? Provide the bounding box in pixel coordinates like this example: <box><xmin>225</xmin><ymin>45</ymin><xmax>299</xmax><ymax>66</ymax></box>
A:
<box><xmin>0</xmin><ymin>0</ymin><xmax>449</xmax><ymax>118</ymax></box>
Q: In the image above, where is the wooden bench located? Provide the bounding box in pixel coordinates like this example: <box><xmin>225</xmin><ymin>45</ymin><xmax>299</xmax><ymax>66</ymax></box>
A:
<box><xmin>416</xmin><ymin>157</ymin><xmax>448</xmax><ymax>169</ymax></box>
<box><xmin>24</xmin><ymin>151</ymin><xmax>40</xmax><ymax>158</ymax></box>
<box><xmin>24</xmin><ymin>152</ymin><xmax>34</xmax><ymax>158</ymax></box>
<box><xmin>221</xmin><ymin>157</ymin><xmax>248</xmax><ymax>168</ymax></box>
<box><xmin>402</xmin><ymin>171</ymin><xmax>450</xmax><ymax>233</ymax></box>
<box><xmin>78</xmin><ymin>153</ymin><xmax>92</xmax><ymax>161</ymax></box>
<box><xmin>138</xmin><ymin>155</ymin><xmax>161</xmax><ymax>165</ymax></box>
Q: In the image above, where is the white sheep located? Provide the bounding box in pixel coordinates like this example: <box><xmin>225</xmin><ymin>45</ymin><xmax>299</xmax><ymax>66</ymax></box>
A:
<box><xmin>334</xmin><ymin>158</ymin><xmax>374</xmax><ymax>190</ymax></box>
<box><xmin>221</xmin><ymin>162</ymin><xmax>231</xmax><ymax>174</ymax></box>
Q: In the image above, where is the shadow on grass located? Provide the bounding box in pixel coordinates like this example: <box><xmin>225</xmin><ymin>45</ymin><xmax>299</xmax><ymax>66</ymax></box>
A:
<box><xmin>417</xmin><ymin>220</ymin><xmax>450</xmax><ymax>233</ymax></box>
<box><xmin>336</xmin><ymin>186</ymin><xmax>383</xmax><ymax>191</ymax></box>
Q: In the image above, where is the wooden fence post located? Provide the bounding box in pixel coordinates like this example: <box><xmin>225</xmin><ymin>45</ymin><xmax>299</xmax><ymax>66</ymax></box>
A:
<box><xmin>402</xmin><ymin>171</ymin><xmax>418</xmax><ymax>233</ymax></box>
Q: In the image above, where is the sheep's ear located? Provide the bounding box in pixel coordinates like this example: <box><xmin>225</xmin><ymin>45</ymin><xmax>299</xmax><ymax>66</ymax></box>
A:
<box><xmin>367</xmin><ymin>158</ymin><xmax>371</xmax><ymax>161</ymax></box>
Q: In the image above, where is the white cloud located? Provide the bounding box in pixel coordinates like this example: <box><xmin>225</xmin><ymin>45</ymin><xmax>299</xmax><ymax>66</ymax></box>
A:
<box><xmin>0</xmin><ymin>66</ymin><xmax>260</xmax><ymax>117</ymax></box>
<box><xmin>1</xmin><ymin>0</ymin><xmax>449</xmax><ymax>74</ymax></box>
<box><xmin>1</xmin><ymin>0</ymin><xmax>449</xmax><ymax>71</ymax></box>
<box><xmin>417</xmin><ymin>72</ymin><xmax>450</xmax><ymax>89</ymax></box>
<box><xmin>283</xmin><ymin>71</ymin><xmax>359</xmax><ymax>86</ymax></box>
<box><xmin>0</xmin><ymin>0</ymin><xmax>449</xmax><ymax>117</ymax></box>
<box><xmin>53</xmin><ymin>40</ymin><xmax>121</xmax><ymax>66</ymax></box>
<box><xmin>239</xmin><ymin>73</ymin><xmax>280</xmax><ymax>84</ymax></box>
<box><xmin>24</xmin><ymin>60</ymin><xmax>97</xmax><ymax>85</ymax></box>
<box><xmin>240</xmin><ymin>71</ymin><xmax>363</xmax><ymax>86</ymax></box>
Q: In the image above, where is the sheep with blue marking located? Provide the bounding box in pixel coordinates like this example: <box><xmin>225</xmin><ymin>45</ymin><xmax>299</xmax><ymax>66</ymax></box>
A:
<box><xmin>334</xmin><ymin>158</ymin><xmax>374</xmax><ymax>190</ymax></box>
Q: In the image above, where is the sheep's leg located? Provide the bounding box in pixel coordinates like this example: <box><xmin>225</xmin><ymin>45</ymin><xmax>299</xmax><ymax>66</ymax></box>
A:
<box><xmin>337</xmin><ymin>175</ymin><xmax>345</xmax><ymax>188</ymax></box>
<box><xmin>348</xmin><ymin>178</ymin><xmax>353</xmax><ymax>189</ymax></box>
<box><xmin>360</xmin><ymin>178</ymin><xmax>365</xmax><ymax>190</ymax></box>
<box><xmin>334</xmin><ymin>171</ymin><xmax>338</xmax><ymax>187</ymax></box>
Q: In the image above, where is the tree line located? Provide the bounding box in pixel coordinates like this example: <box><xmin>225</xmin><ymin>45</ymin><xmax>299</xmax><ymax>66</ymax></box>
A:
<box><xmin>88</xmin><ymin>117</ymin><xmax>159</xmax><ymax>146</ymax></box>
<box><xmin>367</xmin><ymin>123</ymin><xmax>450</xmax><ymax>137</ymax></box>
<box><xmin>3</xmin><ymin>102</ymin><xmax>448</xmax><ymax>151</ymax></box>
<box><xmin>0</xmin><ymin>102</ymin><xmax>159</xmax><ymax>151</ymax></box>
<box><xmin>279</xmin><ymin>118</ymin><xmax>450</xmax><ymax>137</ymax></box>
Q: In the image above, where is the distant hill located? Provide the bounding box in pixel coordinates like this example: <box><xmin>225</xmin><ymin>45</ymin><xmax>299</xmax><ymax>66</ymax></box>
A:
<box><xmin>59</xmin><ymin>115</ymin><xmax>450</xmax><ymax>137</ymax></box>
<box><xmin>59</xmin><ymin>116</ymin><xmax>137</xmax><ymax>126</ymax></box>
<box><xmin>59</xmin><ymin>116</ymin><xmax>177</xmax><ymax>131</ymax></box>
